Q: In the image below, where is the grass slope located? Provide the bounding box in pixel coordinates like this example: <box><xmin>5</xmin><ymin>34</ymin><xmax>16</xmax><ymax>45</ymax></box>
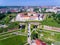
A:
<box><xmin>0</xmin><ymin>35</ymin><xmax>27</xmax><ymax>45</ymax></box>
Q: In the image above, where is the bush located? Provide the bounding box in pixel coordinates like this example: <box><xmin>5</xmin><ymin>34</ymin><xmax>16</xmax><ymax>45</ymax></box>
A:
<box><xmin>0</xmin><ymin>13</ymin><xmax>6</xmax><ymax>20</ymax></box>
<box><xmin>0</xmin><ymin>28</ymin><xmax>3</xmax><ymax>33</ymax></box>
<box><xmin>8</xmin><ymin>22</ymin><xmax>19</xmax><ymax>29</ymax></box>
<box><xmin>3</xmin><ymin>28</ymin><xmax>8</xmax><ymax>32</ymax></box>
<box><xmin>0</xmin><ymin>27</ymin><xmax>8</xmax><ymax>33</ymax></box>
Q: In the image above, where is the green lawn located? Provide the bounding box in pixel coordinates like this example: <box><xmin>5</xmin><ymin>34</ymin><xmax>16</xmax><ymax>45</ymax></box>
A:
<box><xmin>38</xmin><ymin>30</ymin><xmax>60</xmax><ymax>45</ymax></box>
<box><xmin>41</xmin><ymin>17</ymin><xmax>60</xmax><ymax>28</ymax></box>
<box><xmin>32</xmin><ymin>29</ymin><xmax>60</xmax><ymax>45</ymax></box>
<box><xmin>0</xmin><ymin>30</ymin><xmax>27</xmax><ymax>45</ymax></box>
<box><xmin>0</xmin><ymin>28</ymin><xmax>60</xmax><ymax>45</ymax></box>
<box><xmin>0</xmin><ymin>35</ymin><xmax>27</xmax><ymax>45</ymax></box>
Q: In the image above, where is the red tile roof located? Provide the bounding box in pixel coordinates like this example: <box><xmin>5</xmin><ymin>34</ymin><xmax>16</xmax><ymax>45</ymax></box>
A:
<box><xmin>35</xmin><ymin>39</ymin><xmax>46</xmax><ymax>45</ymax></box>
<box><xmin>18</xmin><ymin>12</ymin><xmax>38</xmax><ymax>18</ymax></box>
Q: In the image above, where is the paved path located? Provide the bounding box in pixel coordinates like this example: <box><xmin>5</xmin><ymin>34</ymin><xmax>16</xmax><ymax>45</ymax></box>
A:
<box><xmin>0</xmin><ymin>30</ymin><xmax>27</xmax><ymax>40</ymax></box>
<box><xmin>0</xmin><ymin>35</ymin><xmax>16</xmax><ymax>40</ymax></box>
<box><xmin>44</xmin><ymin>25</ymin><xmax>60</xmax><ymax>32</ymax></box>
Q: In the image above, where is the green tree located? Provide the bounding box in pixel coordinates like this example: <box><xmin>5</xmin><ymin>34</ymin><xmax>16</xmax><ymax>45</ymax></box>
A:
<box><xmin>41</xmin><ymin>8</ymin><xmax>47</xmax><ymax>13</ymax></box>
<box><xmin>0</xmin><ymin>13</ymin><xmax>6</xmax><ymax>20</ymax></box>
<box><xmin>52</xmin><ymin>13</ymin><xmax>60</xmax><ymax>24</ymax></box>
<box><xmin>55</xmin><ymin>14</ymin><xmax>60</xmax><ymax>23</ymax></box>
<box><xmin>8</xmin><ymin>22</ymin><xmax>19</xmax><ymax>29</ymax></box>
<box><xmin>34</xmin><ymin>8</ymin><xmax>39</xmax><ymax>13</ymax></box>
<box><xmin>0</xmin><ymin>28</ymin><xmax>3</xmax><ymax>33</ymax></box>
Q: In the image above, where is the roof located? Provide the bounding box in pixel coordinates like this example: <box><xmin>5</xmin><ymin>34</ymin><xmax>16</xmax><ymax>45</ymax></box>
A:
<box><xmin>18</xmin><ymin>12</ymin><xmax>38</xmax><ymax>17</ymax></box>
<box><xmin>35</xmin><ymin>39</ymin><xmax>46</xmax><ymax>45</ymax></box>
<box><xmin>28</xmin><ymin>12</ymin><xmax>37</xmax><ymax>14</ymax></box>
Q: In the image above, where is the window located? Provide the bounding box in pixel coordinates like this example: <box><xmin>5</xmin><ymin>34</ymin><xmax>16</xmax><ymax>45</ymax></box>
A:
<box><xmin>31</xmin><ymin>14</ymin><xmax>33</xmax><ymax>16</ymax></box>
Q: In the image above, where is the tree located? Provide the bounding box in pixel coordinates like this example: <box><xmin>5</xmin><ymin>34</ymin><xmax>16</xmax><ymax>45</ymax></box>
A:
<box><xmin>0</xmin><ymin>13</ymin><xmax>6</xmax><ymax>20</ymax></box>
<box><xmin>34</xmin><ymin>8</ymin><xmax>39</xmax><ymax>13</ymax></box>
<box><xmin>3</xmin><ymin>28</ymin><xmax>8</xmax><ymax>32</ymax></box>
<box><xmin>55</xmin><ymin>14</ymin><xmax>60</xmax><ymax>23</ymax></box>
<box><xmin>7</xmin><ymin>11</ymin><xmax>11</xmax><ymax>14</ymax></box>
<box><xmin>8</xmin><ymin>22</ymin><xmax>19</xmax><ymax>29</ymax></box>
<box><xmin>41</xmin><ymin>8</ymin><xmax>47</xmax><ymax>13</ymax></box>
<box><xmin>0</xmin><ymin>28</ymin><xmax>3</xmax><ymax>33</ymax></box>
<box><xmin>52</xmin><ymin>13</ymin><xmax>60</xmax><ymax>24</ymax></box>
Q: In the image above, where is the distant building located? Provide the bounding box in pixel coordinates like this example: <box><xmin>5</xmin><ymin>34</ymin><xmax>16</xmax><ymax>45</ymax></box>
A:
<box><xmin>46</xmin><ymin>8</ymin><xmax>57</xmax><ymax>14</ymax></box>
<box><xmin>27</xmin><ymin>8</ymin><xmax>34</xmax><ymax>12</ymax></box>
<box><xmin>0</xmin><ymin>8</ymin><xmax>8</xmax><ymax>13</ymax></box>
<box><xmin>9</xmin><ymin>8</ymin><xmax>19</xmax><ymax>13</ymax></box>
<box><xmin>46</xmin><ymin>6</ymin><xmax>60</xmax><ymax>14</ymax></box>
<box><xmin>55</xmin><ymin>7</ymin><xmax>60</xmax><ymax>13</ymax></box>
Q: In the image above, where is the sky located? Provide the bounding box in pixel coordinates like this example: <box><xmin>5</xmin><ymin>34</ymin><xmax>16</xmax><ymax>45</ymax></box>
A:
<box><xmin>0</xmin><ymin>0</ymin><xmax>60</xmax><ymax>6</ymax></box>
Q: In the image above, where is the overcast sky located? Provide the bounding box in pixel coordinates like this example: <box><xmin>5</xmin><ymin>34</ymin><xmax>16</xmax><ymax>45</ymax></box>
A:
<box><xmin>0</xmin><ymin>0</ymin><xmax>60</xmax><ymax>6</ymax></box>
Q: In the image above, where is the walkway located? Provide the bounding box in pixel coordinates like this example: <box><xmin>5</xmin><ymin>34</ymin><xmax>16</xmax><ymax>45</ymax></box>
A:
<box><xmin>44</xmin><ymin>25</ymin><xmax>60</xmax><ymax>32</ymax></box>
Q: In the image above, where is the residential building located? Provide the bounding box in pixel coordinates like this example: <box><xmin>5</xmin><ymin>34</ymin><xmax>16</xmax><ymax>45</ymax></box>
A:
<box><xmin>46</xmin><ymin>6</ymin><xmax>60</xmax><ymax>13</ymax></box>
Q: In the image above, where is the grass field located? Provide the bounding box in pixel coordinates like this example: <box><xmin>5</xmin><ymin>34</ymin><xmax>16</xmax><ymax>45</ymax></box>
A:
<box><xmin>36</xmin><ymin>29</ymin><xmax>60</xmax><ymax>45</ymax></box>
<box><xmin>41</xmin><ymin>18</ymin><xmax>60</xmax><ymax>28</ymax></box>
<box><xmin>0</xmin><ymin>35</ymin><xmax>27</xmax><ymax>45</ymax></box>
<box><xmin>0</xmin><ymin>29</ymin><xmax>60</xmax><ymax>45</ymax></box>
<box><xmin>0</xmin><ymin>30</ymin><xmax>27</xmax><ymax>45</ymax></box>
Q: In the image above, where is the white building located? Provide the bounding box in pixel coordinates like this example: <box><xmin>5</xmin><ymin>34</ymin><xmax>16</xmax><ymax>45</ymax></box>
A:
<box><xmin>27</xmin><ymin>8</ymin><xmax>34</xmax><ymax>12</ymax></box>
<box><xmin>46</xmin><ymin>9</ymin><xmax>57</xmax><ymax>13</ymax></box>
<box><xmin>15</xmin><ymin>12</ymin><xmax>44</xmax><ymax>22</ymax></box>
<box><xmin>46</xmin><ymin>7</ymin><xmax>60</xmax><ymax>14</ymax></box>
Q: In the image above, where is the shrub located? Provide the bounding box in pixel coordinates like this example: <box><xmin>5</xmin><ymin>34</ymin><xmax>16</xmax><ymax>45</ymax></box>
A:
<box><xmin>0</xmin><ymin>28</ymin><xmax>3</xmax><ymax>33</ymax></box>
<box><xmin>8</xmin><ymin>22</ymin><xmax>19</xmax><ymax>29</ymax></box>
